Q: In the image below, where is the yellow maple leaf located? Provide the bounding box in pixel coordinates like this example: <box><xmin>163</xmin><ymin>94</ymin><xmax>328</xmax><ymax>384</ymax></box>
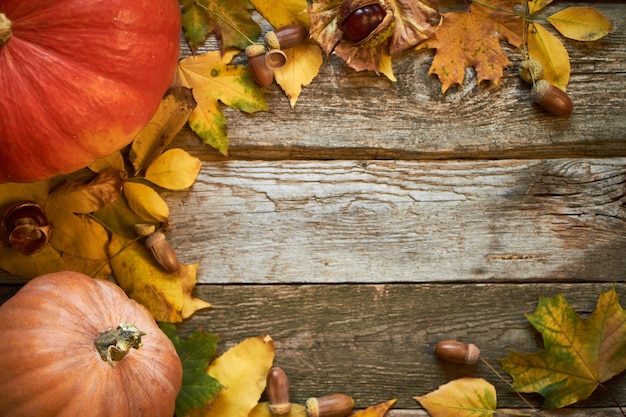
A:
<box><xmin>418</xmin><ymin>0</ymin><xmax>523</xmax><ymax>93</ymax></box>
<box><xmin>175</xmin><ymin>50</ymin><xmax>268</xmax><ymax>155</ymax></box>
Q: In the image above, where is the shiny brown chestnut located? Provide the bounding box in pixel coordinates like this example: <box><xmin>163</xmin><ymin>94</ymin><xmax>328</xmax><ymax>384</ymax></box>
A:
<box><xmin>531</xmin><ymin>80</ymin><xmax>574</xmax><ymax>116</ymax></box>
<box><xmin>339</xmin><ymin>0</ymin><xmax>394</xmax><ymax>47</ymax></box>
<box><xmin>1</xmin><ymin>201</ymin><xmax>53</xmax><ymax>255</ymax></box>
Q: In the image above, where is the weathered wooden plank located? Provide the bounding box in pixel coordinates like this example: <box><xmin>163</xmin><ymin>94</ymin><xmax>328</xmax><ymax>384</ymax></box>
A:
<box><xmin>1</xmin><ymin>283</ymin><xmax>624</xmax><ymax>410</ymax></box>
<box><xmin>174</xmin><ymin>3</ymin><xmax>626</xmax><ymax>160</ymax></box>
<box><xmin>157</xmin><ymin>158</ymin><xmax>626</xmax><ymax>284</ymax></box>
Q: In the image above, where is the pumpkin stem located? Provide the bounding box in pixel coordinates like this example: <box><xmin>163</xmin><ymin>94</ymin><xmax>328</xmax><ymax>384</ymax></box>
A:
<box><xmin>94</xmin><ymin>322</ymin><xmax>146</xmax><ymax>368</ymax></box>
<box><xmin>0</xmin><ymin>13</ymin><xmax>11</xmax><ymax>46</ymax></box>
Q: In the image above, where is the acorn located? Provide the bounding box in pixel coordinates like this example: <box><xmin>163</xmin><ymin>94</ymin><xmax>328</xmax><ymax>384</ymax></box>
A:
<box><xmin>246</xmin><ymin>44</ymin><xmax>273</xmax><ymax>87</ymax></box>
<box><xmin>1</xmin><ymin>201</ymin><xmax>53</xmax><ymax>255</ymax></box>
<box><xmin>518</xmin><ymin>59</ymin><xmax>543</xmax><ymax>84</ymax></box>
<box><xmin>434</xmin><ymin>340</ymin><xmax>481</xmax><ymax>365</ymax></box>
<box><xmin>266</xmin><ymin>367</ymin><xmax>291</xmax><ymax>415</ymax></box>
<box><xmin>531</xmin><ymin>80</ymin><xmax>574</xmax><ymax>116</ymax></box>
<box><xmin>145</xmin><ymin>231</ymin><xmax>180</xmax><ymax>273</ymax></box>
<box><xmin>338</xmin><ymin>0</ymin><xmax>395</xmax><ymax>47</ymax></box>
<box><xmin>265</xmin><ymin>49</ymin><xmax>288</xmax><ymax>70</ymax></box>
<box><xmin>265</xmin><ymin>24</ymin><xmax>308</xmax><ymax>50</ymax></box>
<box><xmin>305</xmin><ymin>393</ymin><xmax>354</xmax><ymax>417</ymax></box>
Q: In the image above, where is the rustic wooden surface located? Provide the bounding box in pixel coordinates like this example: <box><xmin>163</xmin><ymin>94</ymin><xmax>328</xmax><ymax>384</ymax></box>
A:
<box><xmin>1</xmin><ymin>1</ymin><xmax>625</xmax><ymax>415</ymax></box>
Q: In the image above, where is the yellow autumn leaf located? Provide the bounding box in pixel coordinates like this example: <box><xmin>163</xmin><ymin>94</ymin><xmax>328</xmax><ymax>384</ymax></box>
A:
<box><xmin>109</xmin><ymin>235</ymin><xmax>185</xmax><ymax>322</ymax></box>
<box><xmin>179</xmin><ymin>262</ymin><xmax>212</xmax><ymax>319</ymax></box>
<box><xmin>414</xmin><ymin>378</ymin><xmax>497</xmax><ymax>417</ymax></box>
<box><xmin>546</xmin><ymin>7</ymin><xmax>612</xmax><ymax>41</ymax></box>
<box><xmin>378</xmin><ymin>50</ymin><xmax>397</xmax><ymax>82</ymax></box>
<box><xmin>190</xmin><ymin>335</ymin><xmax>275</xmax><ymax>417</ymax></box>
<box><xmin>89</xmin><ymin>151</ymin><xmax>126</xmax><ymax>173</ymax></box>
<box><xmin>130</xmin><ymin>88</ymin><xmax>196</xmax><ymax>175</ymax></box>
<box><xmin>123</xmin><ymin>181</ymin><xmax>170</xmax><ymax>224</ymax></box>
<box><xmin>0</xmin><ymin>245</ymin><xmax>65</xmax><ymax>280</ymax></box>
<box><xmin>352</xmin><ymin>399</ymin><xmax>397</xmax><ymax>417</ymax></box>
<box><xmin>0</xmin><ymin>181</ymin><xmax>50</xmax><ymax>208</ymax></box>
<box><xmin>47</xmin><ymin>212</ymin><xmax>109</xmax><ymax>260</ymax></box>
<box><xmin>144</xmin><ymin>148</ymin><xmax>202</xmax><ymax>191</ymax></box>
<box><xmin>274</xmin><ymin>43</ymin><xmax>324</xmax><ymax>108</ymax></box>
<box><xmin>47</xmin><ymin>169</ymin><xmax>126</xmax><ymax>214</ymax></box>
<box><xmin>249</xmin><ymin>0</ymin><xmax>310</xmax><ymax>28</ymax></box>
<box><xmin>528</xmin><ymin>22</ymin><xmax>570</xmax><ymax>91</ymax></box>
<box><xmin>248</xmin><ymin>402</ymin><xmax>306</xmax><ymax>417</ymax></box>
<box><xmin>527</xmin><ymin>0</ymin><xmax>554</xmax><ymax>14</ymax></box>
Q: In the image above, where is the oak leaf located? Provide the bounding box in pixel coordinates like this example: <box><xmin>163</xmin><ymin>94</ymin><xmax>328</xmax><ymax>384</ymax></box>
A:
<box><xmin>499</xmin><ymin>287</ymin><xmax>626</xmax><ymax>409</ymax></box>
<box><xmin>175</xmin><ymin>50</ymin><xmax>269</xmax><ymax>155</ymax></box>
<box><xmin>414</xmin><ymin>378</ymin><xmax>497</xmax><ymax>417</ymax></box>
<box><xmin>190</xmin><ymin>335</ymin><xmax>275</xmax><ymax>417</ymax></box>
<box><xmin>418</xmin><ymin>0</ymin><xmax>523</xmax><ymax>93</ymax></box>
<box><xmin>309</xmin><ymin>0</ymin><xmax>439</xmax><ymax>79</ymax></box>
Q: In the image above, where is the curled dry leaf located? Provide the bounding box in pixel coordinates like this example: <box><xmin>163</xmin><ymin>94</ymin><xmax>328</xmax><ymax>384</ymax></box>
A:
<box><xmin>309</xmin><ymin>0</ymin><xmax>439</xmax><ymax>77</ymax></box>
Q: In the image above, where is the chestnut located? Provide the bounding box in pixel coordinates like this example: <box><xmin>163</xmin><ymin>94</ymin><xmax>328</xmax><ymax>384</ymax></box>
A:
<box><xmin>1</xmin><ymin>201</ymin><xmax>53</xmax><ymax>255</ymax></box>
<box><xmin>338</xmin><ymin>0</ymin><xmax>394</xmax><ymax>47</ymax></box>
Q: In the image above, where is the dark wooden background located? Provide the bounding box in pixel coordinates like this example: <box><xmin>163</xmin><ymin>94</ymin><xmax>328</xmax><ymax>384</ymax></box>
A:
<box><xmin>1</xmin><ymin>1</ymin><xmax>625</xmax><ymax>415</ymax></box>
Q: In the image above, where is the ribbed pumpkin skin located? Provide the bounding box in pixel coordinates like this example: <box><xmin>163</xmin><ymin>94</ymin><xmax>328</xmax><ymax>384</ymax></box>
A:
<box><xmin>0</xmin><ymin>271</ymin><xmax>183</xmax><ymax>417</ymax></box>
<box><xmin>0</xmin><ymin>0</ymin><xmax>181</xmax><ymax>183</ymax></box>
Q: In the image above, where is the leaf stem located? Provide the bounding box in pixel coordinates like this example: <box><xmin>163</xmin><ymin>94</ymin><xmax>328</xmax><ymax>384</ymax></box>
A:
<box><xmin>480</xmin><ymin>358</ymin><xmax>539</xmax><ymax>414</ymax></box>
<box><xmin>598</xmin><ymin>383</ymin><xmax>626</xmax><ymax>416</ymax></box>
<box><xmin>193</xmin><ymin>1</ymin><xmax>257</xmax><ymax>46</ymax></box>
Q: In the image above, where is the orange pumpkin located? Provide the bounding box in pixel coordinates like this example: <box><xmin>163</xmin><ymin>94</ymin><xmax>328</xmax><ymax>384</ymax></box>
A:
<box><xmin>0</xmin><ymin>271</ymin><xmax>183</xmax><ymax>417</ymax></box>
<box><xmin>0</xmin><ymin>0</ymin><xmax>181</xmax><ymax>183</ymax></box>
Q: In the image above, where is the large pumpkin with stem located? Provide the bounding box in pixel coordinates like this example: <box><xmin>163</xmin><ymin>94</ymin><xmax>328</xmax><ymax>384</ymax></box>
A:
<box><xmin>0</xmin><ymin>271</ymin><xmax>183</xmax><ymax>417</ymax></box>
<box><xmin>0</xmin><ymin>0</ymin><xmax>181</xmax><ymax>183</ymax></box>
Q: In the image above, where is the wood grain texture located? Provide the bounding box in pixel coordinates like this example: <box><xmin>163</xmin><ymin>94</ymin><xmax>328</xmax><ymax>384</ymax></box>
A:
<box><xmin>173</xmin><ymin>4</ymin><xmax>626</xmax><ymax>161</ymax></box>
<box><xmin>160</xmin><ymin>158</ymin><xmax>626</xmax><ymax>284</ymax></box>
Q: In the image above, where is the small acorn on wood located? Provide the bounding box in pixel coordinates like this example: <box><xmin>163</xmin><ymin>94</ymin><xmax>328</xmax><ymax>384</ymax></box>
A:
<box><xmin>265</xmin><ymin>24</ymin><xmax>308</xmax><ymax>50</ymax></box>
<box><xmin>434</xmin><ymin>340</ymin><xmax>481</xmax><ymax>365</ymax></box>
<box><xmin>145</xmin><ymin>231</ymin><xmax>180</xmax><ymax>273</ymax></box>
<box><xmin>305</xmin><ymin>393</ymin><xmax>354</xmax><ymax>417</ymax></box>
<box><xmin>266</xmin><ymin>367</ymin><xmax>291</xmax><ymax>415</ymax></box>
<box><xmin>531</xmin><ymin>80</ymin><xmax>574</xmax><ymax>116</ymax></box>
<box><xmin>518</xmin><ymin>59</ymin><xmax>543</xmax><ymax>84</ymax></box>
<box><xmin>246</xmin><ymin>44</ymin><xmax>273</xmax><ymax>87</ymax></box>
<box><xmin>338</xmin><ymin>0</ymin><xmax>395</xmax><ymax>47</ymax></box>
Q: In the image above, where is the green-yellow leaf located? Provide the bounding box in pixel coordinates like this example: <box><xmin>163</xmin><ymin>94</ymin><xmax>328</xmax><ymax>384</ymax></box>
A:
<box><xmin>190</xmin><ymin>335</ymin><xmax>275</xmax><ymax>417</ymax></box>
<box><xmin>145</xmin><ymin>148</ymin><xmax>202</xmax><ymax>191</ymax></box>
<box><xmin>274</xmin><ymin>43</ymin><xmax>324</xmax><ymax>108</ymax></box>
<box><xmin>47</xmin><ymin>212</ymin><xmax>109</xmax><ymax>261</ymax></box>
<box><xmin>175</xmin><ymin>50</ymin><xmax>268</xmax><ymax>155</ymax></box>
<box><xmin>528</xmin><ymin>22</ymin><xmax>570</xmax><ymax>91</ymax></box>
<box><xmin>499</xmin><ymin>287</ymin><xmax>626</xmax><ymax>409</ymax></box>
<box><xmin>123</xmin><ymin>182</ymin><xmax>170</xmax><ymax>224</ymax></box>
<box><xmin>130</xmin><ymin>88</ymin><xmax>196</xmax><ymax>176</ymax></box>
<box><xmin>0</xmin><ymin>245</ymin><xmax>65</xmax><ymax>280</ymax></box>
<box><xmin>546</xmin><ymin>7</ymin><xmax>612</xmax><ymax>41</ymax></box>
<box><xmin>180</xmin><ymin>0</ymin><xmax>214</xmax><ymax>52</ymax></box>
<box><xmin>414</xmin><ymin>378</ymin><xmax>497</xmax><ymax>417</ymax></box>
<box><xmin>197</xmin><ymin>0</ymin><xmax>262</xmax><ymax>53</ymax></box>
<box><xmin>0</xmin><ymin>181</ymin><xmax>50</xmax><ymax>211</ymax></box>
<box><xmin>89</xmin><ymin>151</ymin><xmax>125</xmax><ymax>173</ymax></box>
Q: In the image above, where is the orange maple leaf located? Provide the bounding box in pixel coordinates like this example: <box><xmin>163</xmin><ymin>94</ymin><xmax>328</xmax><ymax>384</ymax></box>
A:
<box><xmin>419</xmin><ymin>0</ymin><xmax>523</xmax><ymax>93</ymax></box>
